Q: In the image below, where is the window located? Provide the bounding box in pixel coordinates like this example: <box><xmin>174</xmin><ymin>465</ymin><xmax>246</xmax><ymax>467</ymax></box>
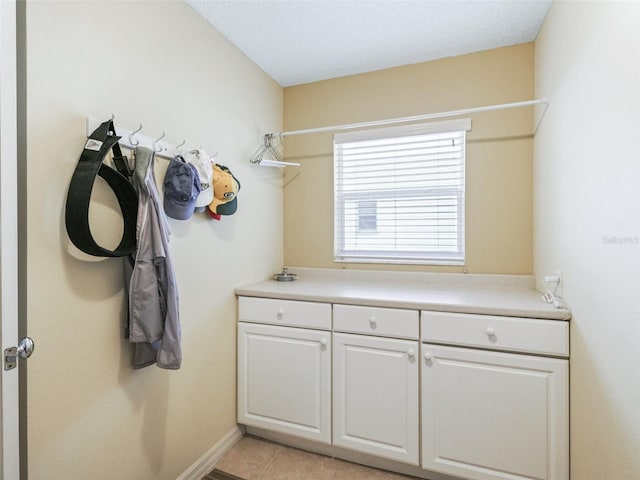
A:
<box><xmin>334</xmin><ymin>119</ymin><xmax>470</xmax><ymax>265</ymax></box>
<box><xmin>357</xmin><ymin>200</ymin><xmax>377</xmax><ymax>232</ymax></box>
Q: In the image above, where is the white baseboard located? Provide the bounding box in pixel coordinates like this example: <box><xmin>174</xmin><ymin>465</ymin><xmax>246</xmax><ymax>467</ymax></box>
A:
<box><xmin>177</xmin><ymin>426</ymin><xmax>244</xmax><ymax>480</ymax></box>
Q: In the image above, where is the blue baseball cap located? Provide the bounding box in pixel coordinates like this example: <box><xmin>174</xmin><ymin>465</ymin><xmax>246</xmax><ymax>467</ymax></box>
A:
<box><xmin>163</xmin><ymin>156</ymin><xmax>201</xmax><ymax>220</ymax></box>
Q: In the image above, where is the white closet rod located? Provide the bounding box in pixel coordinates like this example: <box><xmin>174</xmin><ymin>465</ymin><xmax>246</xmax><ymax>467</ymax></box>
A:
<box><xmin>271</xmin><ymin>98</ymin><xmax>549</xmax><ymax>138</ymax></box>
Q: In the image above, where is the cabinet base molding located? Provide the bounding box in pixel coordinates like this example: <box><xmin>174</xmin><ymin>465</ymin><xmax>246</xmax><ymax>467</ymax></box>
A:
<box><xmin>244</xmin><ymin>426</ymin><xmax>458</xmax><ymax>480</ymax></box>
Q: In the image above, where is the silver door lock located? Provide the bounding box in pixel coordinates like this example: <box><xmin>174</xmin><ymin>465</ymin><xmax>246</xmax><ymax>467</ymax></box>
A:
<box><xmin>4</xmin><ymin>337</ymin><xmax>34</xmax><ymax>371</ymax></box>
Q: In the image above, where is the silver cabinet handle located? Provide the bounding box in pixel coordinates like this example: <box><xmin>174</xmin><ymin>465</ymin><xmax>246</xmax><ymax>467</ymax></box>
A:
<box><xmin>369</xmin><ymin>316</ymin><xmax>377</xmax><ymax>329</ymax></box>
<box><xmin>423</xmin><ymin>352</ymin><xmax>433</xmax><ymax>361</ymax></box>
<box><xmin>407</xmin><ymin>349</ymin><xmax>415</xmax><ymax>359</ymax></box>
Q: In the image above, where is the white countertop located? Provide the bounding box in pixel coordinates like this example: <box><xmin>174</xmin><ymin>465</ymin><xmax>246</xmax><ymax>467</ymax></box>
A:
<box><xmin>234</xmin><ymin>268</ymin><xmax>571</xmax><ymax>321</ymax></box>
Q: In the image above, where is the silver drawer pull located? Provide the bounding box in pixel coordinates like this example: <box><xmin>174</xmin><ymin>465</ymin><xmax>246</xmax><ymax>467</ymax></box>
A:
<box><xmin>423</xmin><ymin>352</ymin><xmax>433</xmax><ymax>362</ymax></box>
<box><xmin>276</xmin><ymin>308</ymin><xmax>284</xmax><ymax>318</ymax></box>
<box><xmin>320</xmin><ymin>338</ymin><xmax>327</xmax><ymax>349</ymax></box>
<box><xmin>486</xmin><ymin>327</ymin><xmax>496</xmax><ymax>337</ymax></box>
<box><xmin>369</xmin><ymin>316</ymin><xmax>377</xmax><ymax>329</ymax></box>
<box><xmin>407</xmin><ymin>349</ymin><xmax>415</xmax><ymax>359</ymax></box>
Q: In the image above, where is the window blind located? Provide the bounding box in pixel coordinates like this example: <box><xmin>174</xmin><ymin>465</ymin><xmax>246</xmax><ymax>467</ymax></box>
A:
<box><xmin>334</xmin><ymin>119</ymin><xmax>470</xmax><ymax>265</ymax></box>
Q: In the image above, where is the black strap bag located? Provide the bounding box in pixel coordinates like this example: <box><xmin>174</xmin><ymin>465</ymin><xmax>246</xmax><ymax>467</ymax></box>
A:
<box><xmin>65</xmin><ymin>119</ymin><xmax>138</xmax><ymax>257</ymax></box>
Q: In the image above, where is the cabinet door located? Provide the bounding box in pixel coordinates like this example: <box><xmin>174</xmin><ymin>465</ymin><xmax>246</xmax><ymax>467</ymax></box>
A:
<box><xmin>421</xmin><ymin>344</ymin><xmax>569</xmax><ymax>480</ymax></box>
<box><xmin>238</xmin><ymin>322</ymin><xmax>331</xmax><ymax>444</ymax></box>
<box><xmin>333</xmin><ymin>333</ymin><xmax>419</xmax><ymax>465</ymax></box>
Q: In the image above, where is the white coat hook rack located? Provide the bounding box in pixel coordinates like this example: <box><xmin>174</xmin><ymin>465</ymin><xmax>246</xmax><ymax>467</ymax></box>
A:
<box><xmin>86</xmin><ymin>117</ymin><xmax>188</xmax><ymax>160</ymax></box>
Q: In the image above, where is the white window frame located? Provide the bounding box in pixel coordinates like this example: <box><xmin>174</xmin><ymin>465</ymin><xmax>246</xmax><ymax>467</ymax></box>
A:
<box><xmin>333</xmin><ymin>119</ymin><xmax>470</xmax><ymax>265</ymax></box>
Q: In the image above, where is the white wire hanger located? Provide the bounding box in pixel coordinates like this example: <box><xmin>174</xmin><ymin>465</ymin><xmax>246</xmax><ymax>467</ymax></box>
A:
<box><xmin>249</xmin><ymin>134</ymin><xmax>300</xmax><ymax>168</ymax></box>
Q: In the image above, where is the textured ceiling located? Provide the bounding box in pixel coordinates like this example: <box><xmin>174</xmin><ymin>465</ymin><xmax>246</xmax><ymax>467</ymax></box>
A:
<box><xmin>187</xmin><ymin>0</ymin><xmax>551</xmax><ymax>87</ymax></box>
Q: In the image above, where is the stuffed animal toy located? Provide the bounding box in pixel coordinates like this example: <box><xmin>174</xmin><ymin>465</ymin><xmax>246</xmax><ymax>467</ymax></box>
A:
<box><xmin>207</xmin><ymin>163</ymin><xmax>240</xmax><ymax>220</ymax></box>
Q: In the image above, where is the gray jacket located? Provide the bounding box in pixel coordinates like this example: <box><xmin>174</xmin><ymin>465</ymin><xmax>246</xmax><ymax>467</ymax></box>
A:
<box><xmin>124</xmin><ymin>146</ymin><xmax>181</xmax><ymax>369</ymax></box>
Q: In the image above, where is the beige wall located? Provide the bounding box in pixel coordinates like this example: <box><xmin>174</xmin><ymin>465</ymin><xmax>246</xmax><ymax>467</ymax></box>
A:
<box><xmin>25</xmin><ymin>1</ymin><xmax>282</xmax><ymax>479</ymax></box>
<box><xmin>534</xmin><ymin>1</ymin><xmax>640</xmax><ymax>479</ymax></box>
<box><xmin>283</xmin><ymin>44</ymin><xmax>534</xmax><ymax>274</ymax></box>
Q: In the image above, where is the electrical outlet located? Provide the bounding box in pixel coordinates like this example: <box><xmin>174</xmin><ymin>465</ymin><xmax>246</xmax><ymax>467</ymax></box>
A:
<box><xmin>543</xmin><ymin>271</ymin><xmax>562</xmax><ymax>297</ymax></box>
<box><xmin>555</xmin><ymin>270</ymin><xmax>563</xmax><ymax>297</ymax></box>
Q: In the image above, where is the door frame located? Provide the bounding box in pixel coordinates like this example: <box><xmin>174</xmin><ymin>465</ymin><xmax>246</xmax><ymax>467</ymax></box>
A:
<box><xmin>0</xmin><ymin>0</ymin><xmax>22</xmax><ymax>477</ymax></box>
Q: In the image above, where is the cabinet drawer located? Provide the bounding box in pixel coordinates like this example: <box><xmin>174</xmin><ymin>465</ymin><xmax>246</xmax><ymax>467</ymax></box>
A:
<box><xmin>238</xmin><ymin>297</ymin><xmax>331</xmax><ymax>330</ymax></box>
<box><xmin>421</xmin><ymin>311</ymin><xmax>569</xmax><ymax>357</ymax></box>
<box><xmin>334</xmin><ymin>304</ymin><xmax>419</xmax><ymax>339</ymax></box>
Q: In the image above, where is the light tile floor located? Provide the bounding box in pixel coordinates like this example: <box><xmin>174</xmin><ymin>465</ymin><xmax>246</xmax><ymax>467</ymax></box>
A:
<box><xmin>208</xmin><ymin>436</ymin><xmax>419</xmax><ymax>480</ymax></box>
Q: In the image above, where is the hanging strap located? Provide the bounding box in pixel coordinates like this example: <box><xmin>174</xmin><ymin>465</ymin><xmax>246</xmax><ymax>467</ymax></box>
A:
<box><xmin>65</xmin><ymin>119</ymin><xmax>138</xmax><ymax>257</ymax></box>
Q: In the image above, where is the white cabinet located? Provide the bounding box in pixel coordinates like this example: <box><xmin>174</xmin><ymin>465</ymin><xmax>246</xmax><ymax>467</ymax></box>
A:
<box><xmin>237</xmin><ymin>298</ymin><xmax>332</xmax><ymax>444</ymax></box>
<box><xmin>421</xmin><ymin>311</ymin><xmax>569</xmax><ymax>480</ymax></box>
<box><xmin>237</xmin><ymin>295</ymin><xmax>570</xmax><ymax>480</ymax></box>
<box><xmin>332</xmin><ymin>304</ymin><xmax>419</xmax><ymax>465</ymax></box>
<box><xmin>333</xmin><ymin>332</ymin><xmax>419</xmax><ymax>465</ymax></box>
